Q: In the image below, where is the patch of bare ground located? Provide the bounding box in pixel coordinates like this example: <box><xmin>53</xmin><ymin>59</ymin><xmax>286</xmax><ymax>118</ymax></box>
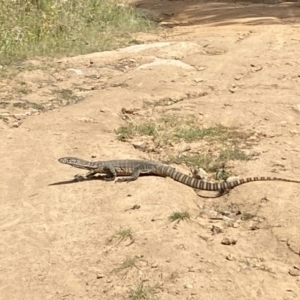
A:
<box><xmin>1</xmin><ymin>1</ymin><xmax>300</xmax><ymax>299</ymax></box>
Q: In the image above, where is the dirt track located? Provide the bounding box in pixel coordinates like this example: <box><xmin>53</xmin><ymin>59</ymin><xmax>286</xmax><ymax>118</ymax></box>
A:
<box><xmin>1</xmin><ymin>1</ymin><xmax>300</xmax><ymax>299</ymax></box>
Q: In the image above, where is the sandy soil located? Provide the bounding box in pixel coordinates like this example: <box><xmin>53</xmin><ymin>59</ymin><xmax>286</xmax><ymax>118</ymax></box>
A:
<box><xmin>1</xmin><ymin>1</ymin><xmax>300</xmax><ymax>299</ymax></box>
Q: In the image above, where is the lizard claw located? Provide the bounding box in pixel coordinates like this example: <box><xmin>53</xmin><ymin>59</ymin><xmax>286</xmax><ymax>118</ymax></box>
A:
<box><xmin>74</xmin><ymin>174</ymin><xmax>86</xmax><ymax>181</ymax></box>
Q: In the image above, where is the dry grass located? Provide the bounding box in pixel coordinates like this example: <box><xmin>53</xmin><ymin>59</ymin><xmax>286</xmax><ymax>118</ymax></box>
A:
<box><xmin>0</xmin><ymin>0</ymin><xmax>155</xmax><ymax>64</ymax></box>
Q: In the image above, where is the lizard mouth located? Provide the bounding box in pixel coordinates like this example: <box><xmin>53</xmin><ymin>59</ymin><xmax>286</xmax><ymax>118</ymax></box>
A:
<box><xmin>58</xmin><ymin>157</ymin><xmax>99</xmax><ymax>170</ymax></box>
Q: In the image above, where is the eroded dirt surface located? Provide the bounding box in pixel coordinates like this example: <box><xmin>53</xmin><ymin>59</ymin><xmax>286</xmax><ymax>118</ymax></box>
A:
<box><xmin>1</xmin><ymin>1</ymin><xmax>300</xmax><ymax>299</ymax></box>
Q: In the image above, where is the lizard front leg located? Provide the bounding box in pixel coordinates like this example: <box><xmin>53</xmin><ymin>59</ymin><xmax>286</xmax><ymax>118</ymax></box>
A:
<box><xmin>75</xmin><ymin>165</ymin><xmax>117</xmax><ymax>181</ymax></box>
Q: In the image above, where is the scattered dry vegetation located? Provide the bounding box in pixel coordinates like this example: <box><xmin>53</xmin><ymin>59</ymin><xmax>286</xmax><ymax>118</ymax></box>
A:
<box><xmin>109</xmin><ymin>228</ymin><xmax>134</xmax><ymax>245</ymax></box>
<box><xmin>115</xmin><ymin>256</ymin><xmax>140</xmax><ymax>272</ymax></box>
<box><xmin>0</xmin><ymin>0</ymin><xmax>156</xmax><ymax>126</ymax></box>
<box><xmin>128</xmin><ymin>282</ymin><xmax>159</xmax><ymax>300</ymax></box>
<box><xmin>116</xmin><ymin>115</ymin><xmax>255</xmax><ymax>173</ymax></box>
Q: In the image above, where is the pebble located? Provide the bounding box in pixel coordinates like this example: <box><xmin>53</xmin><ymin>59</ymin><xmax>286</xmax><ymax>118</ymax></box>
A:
<box><xmin>232</xmin><ymin>222</ymin><xmax>239</xmax><ymax>228</ymax></box>
<box><xmin>228</xmin><ymin>85</ymin><xmax>238</xmax><ymax>93</ymax></box>
<box><xmin>176</xmin><ymin>142</ymin><xmax>191</xmax><ymax>152</ymax></box>
<box><xmin>211</xmin><ymin>225</ymin><xmax>223</xmax><ymax>234</ymax></box>
<box><xmin>11</xmin><ymin>121</ymin><xmax>20</xmax><ymax>128</ymax></box>
<box><xmin>226</xmin><ymin>254</ymin><xmax>235</xmax><ymax>261</ymax></box>
<box><xmin>221</xmin><ymin>237</ymin><xmax>237</xmax><ymax>245</ymax></box>
<box><xmin>67</xmin><ymin>68</ymin><xmax>84</xmax><ymax>75</ymax></box>
<box><xmin>292</xmin><ymin>104</ymin><xmax>300</xmax><ymax>112</ymax></box>
<box><xmin>289</xmin><ymin>267</ymin><xmax>300</xmax><ymax>277</ymax></box>
<box><xmin>132</xmin><ymin>141</ymin><xmax>147</xmax><ymax>152</ymax></box>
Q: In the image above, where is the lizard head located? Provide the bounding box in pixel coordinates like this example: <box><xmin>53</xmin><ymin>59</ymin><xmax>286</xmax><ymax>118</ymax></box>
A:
<box><xmin>58</xmin><ymin>157</ymin><xmax>91</xmax><ymax>170</ymax></box>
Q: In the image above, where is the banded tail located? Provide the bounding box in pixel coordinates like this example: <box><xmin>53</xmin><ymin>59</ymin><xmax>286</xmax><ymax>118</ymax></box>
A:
<box><xmin>155</xmin><ymin>164</ymin><xmax>300</xmax><ymax>191</ymax></box>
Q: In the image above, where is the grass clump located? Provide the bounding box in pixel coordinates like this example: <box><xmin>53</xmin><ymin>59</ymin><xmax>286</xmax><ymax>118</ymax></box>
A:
<box><xmin>219</xmin><ymin>148</ymin><xmax>249</xmax><ymax>161</ymax></box>
<box><xmin>116</xmin><ymin>256</ymin><xmax>140</xmax><ymax>272</ymax></box>
<box><xmin>167</xmin><ymin>149</ymin><xmax>249</xmax><ymax>173</ymax></box>
<box><xmin>13</xmin><ymin>100</ymin><xmax>45</xmax><ymax>111</ymax></box>
<box><xmin>116</xmin><ymin>116</ymin><xmax>253</xmax><ymax>172</ymax></box>
<box><xmin>168</xmin><ymin>211</ymin><xmax>191</xmax><ymax>222</ymax></box>
<box><xmin>109</xmin><ymin>228</ymin><xmax>134</xmax><ymax>246</ymax></box>
<box><xmin>167</xmin><ymin>153</ymin><xmax>215</xmax><ymax>171</ymax></box>
<box><xmin>116</xmin><ymin>122</ymin><xmax>158</xmax><ymax>141</ymax></box>
<box><xmin>241</xmin><ymin>212</ymin><xmax>255</xmax><ymax>221</ymax></box>
<box><xmin>116</xmin><ymin>116</ymin><xmax>252</xmax><ymax>145</ymax></box>
<box><xmin>173</xmin><ymin>125</ymin><xmax>228</xmax><ymax>142</ymax></box>
<box><xmin>0</xmin><ymin>0</ymin><xmax>155</xmax><ymax>64</ymax></box>
<box><xmin>111</xmin><ymin>228</ymin><xmax>133</xmax><ymax>241</ymax></box>
<box><xmin>51</xmin><ymin>88</ymin><xmax>84</xmax><ymax>106</ymax></box>
<box><xmin>129</xmin><ymin>282</ymin><xmax>159</xmax><ymax>300</ymax></box>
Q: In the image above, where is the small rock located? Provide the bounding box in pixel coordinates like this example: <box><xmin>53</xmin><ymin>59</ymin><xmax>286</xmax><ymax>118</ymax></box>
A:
<box><xmin>226</xmin><ymin>254</ymin><xmax>235</xmax><ymax>261</ymax></box>
<box><xmin>222</xmin><ymin>216</ymin><xmax>232</xmax><ymax>222</ymax></box>
<box><xmin>235</xmin><ymin>75</ymin><xmax>242</xmax><ymax>80</ymax></box>
<box><xmin>249</xmin><ymin>222</ymin><xmax>259</xmax><ymax>230</ymax></box>
<box><xmin>251</xmin><ymin>65</ymin><xmax>263</xmax><ymax>72</ymax></box>
<box><xmin>248</xmin><ymin>135</ymin><xmax>258</xmax><ymax>141</ymax></box>
<box><xmin>292</xmin><ymin>104</ymin><xmax>300</xmax><ymax>113</ymax></box>
<box><xmin>75</xmin><ymin>117</ymin><xmax>96</xmax><ymax>123</ymax></box>
<box><xmin>226</xmin><ymin>176</ymin><xmax>240</xmax><ymax>182</ymax></box>
<box><xmin>209</xmin><ymin>211</ymin><xmax>220</xmax><ymax>219</ymax></box>
<box><xmin>159</xmin><ymin>21</ymin><xmax>176</xmax><ymax>28</ymax></box>
<box><xmin>194</xmin><ymin>78</ymin><xmax>204</xmax><ymax>83</ymax></box>
<box><xmin>67</xmin><ymin>68</ymin><xmax>84</xmax><ymax>75</ymax></box>
<box><xmin>11</xmin><ymin>121</ymin><xmax>20</xmax><ymax>128</ymax></box>
<box><xmin>176</xmin><ymin>142</ymin><xmax>191</xmax><ymax>153</ymax></box>
<box><xmin>228</xmin><ymin>85</ymin><xmax>238</xmax><ymax>93</ymax></box>
<box><xmin>151</xmin><ymin>263</ymin><xmax>159</xmax><ymax>268</ymax></box>
<box><xmin>222</xmin><ymin>210</ymin><xmax>231</xmax><ymax>216</ymax></box>
<box><xmin>132</xmin><ymin>141</ymin><xmax>147</xmax><ymax>152</ymax></box>
<box><xmin>184</xmin><ymin>283</ymin><xmax>193</xmax><ymax>289</ymax></box>
<box><xmin>289</xmin><ymin>267</ymin><xmax>300</xmax><ymax>277</ymax></box>
<box><xmin>211</xmin><ymin>225</ymin><xmax>223</xmax><ymax>235</ymax></box>
<box><xmin>221</xmin><ymin>237</ymin><xmax>237</xmax><ymax>245</ymax></box>
<box><xmin>191</xmin><ymin>168</ymin><xmax>207</xmax><ymax>180</ymax></box>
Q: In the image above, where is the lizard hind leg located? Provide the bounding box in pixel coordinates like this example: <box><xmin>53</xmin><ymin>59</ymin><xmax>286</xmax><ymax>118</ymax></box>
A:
<box><xmin>115</xmin><ymin>165</ymin><xmax>141</xmax><ymax>183</ymax></box>
<box><xmin>101</xmin><ymin>165</ymin><xmax>117</xmax><ymax>181</ymax></box>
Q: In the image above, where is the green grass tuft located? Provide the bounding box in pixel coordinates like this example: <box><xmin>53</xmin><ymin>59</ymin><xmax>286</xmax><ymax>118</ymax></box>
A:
<box><xmin>116</xmin><ymin>122</ymin><xmax>158</xmax><ymax>141</ymax></box>
<box><xmin>117</xmin><ymin>256</ymin><xmax>139</xmax><ymax>271</ymax></box>
<box><xmin>111</xmin><ymin>228</ymin><xmax>133</xmax><ymax>240</ymax></box>
<box><xmin>168</xmin><ymin>211</ymin><xmax>191</xmax><ymax>222</ymax></box>
<box><xmin>129</xmin><ymin>282</ymin><xmax>159</xmax><ymax>300</ymax></box>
